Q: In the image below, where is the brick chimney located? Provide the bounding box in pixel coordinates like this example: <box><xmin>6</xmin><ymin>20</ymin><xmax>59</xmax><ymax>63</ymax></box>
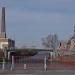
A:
<box><xmin>0</xmin><ymin>7</ymin><xmax>6</xmax><ymax>38</ymax></box>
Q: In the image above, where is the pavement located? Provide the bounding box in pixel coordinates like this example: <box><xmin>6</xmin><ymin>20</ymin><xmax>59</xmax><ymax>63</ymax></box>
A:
<box><xmin>1</xmin><ymin>69</ymin><xmax>75</xmax><ymax>75</ymax></box>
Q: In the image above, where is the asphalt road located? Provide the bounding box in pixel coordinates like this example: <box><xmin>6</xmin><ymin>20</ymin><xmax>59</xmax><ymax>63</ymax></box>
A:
<box><xmin>1</xmin><ymin>69</ymin><xmax>75</xmax><ymax>75</ymax></box>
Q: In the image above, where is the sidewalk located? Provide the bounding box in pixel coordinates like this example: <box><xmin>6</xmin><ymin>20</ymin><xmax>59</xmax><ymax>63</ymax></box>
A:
<box><xmin>0</xmin><ymin>69</ymin><xmax>75</xmax><ymax>75</ymax></box>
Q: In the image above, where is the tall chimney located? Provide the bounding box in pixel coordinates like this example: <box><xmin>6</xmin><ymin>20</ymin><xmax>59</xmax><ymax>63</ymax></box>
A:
<box><xmin>0</xmin><ymin>7</ymin><xmax>6</xmax><ymax>38</ymax></box>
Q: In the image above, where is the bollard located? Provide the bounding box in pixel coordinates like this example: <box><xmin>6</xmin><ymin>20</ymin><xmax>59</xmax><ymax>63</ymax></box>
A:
<box><xmin>44</xmin><ymin>56</ymin><xmax>47</xmax><ymax>71</ymax></box>
<box><xmin>44</xmin><ymin>63</ymin><xmax>47</xmax><ymax>71</ymax></box>
<box><xmin>24</xmin><ymin>64</ymin><xmax>26</xmax><ymax>69</ymax></box>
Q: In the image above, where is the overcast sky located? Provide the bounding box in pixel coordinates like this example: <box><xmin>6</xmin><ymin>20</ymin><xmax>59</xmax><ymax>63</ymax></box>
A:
<box><xmin>0</xmin><ymin>0</ymin><xmax>75</xmax><ymax>48</ymax></box>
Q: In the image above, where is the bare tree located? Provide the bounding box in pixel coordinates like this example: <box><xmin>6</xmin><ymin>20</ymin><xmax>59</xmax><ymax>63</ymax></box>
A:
<box><xmin>42</xmin><ymin>34</ymin><xmax>58</xmax><ymax>50</ymax></box>
<box><xmin>52</xmin><ymin>34</ymin><xmax>58</xmax><ymax>50</ymax></box>
<box><xmin>42</xmin><ymin>34</ymin><xmax>52</xmax><ymax>48</ymax></box>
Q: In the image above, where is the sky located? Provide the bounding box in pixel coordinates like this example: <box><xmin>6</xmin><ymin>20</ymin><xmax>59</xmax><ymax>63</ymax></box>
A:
<box><xmin>0</xmin><ymin>0</ymin><xmax>75</xmax><ymax>48</ymax></box>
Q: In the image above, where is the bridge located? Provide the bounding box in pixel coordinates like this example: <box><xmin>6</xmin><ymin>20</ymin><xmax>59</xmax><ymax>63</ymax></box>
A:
<box><xmin>7</xmin><ymin>48</ymin><xmax>53</xmax><ymax>52</ymax></box>
<box><xmin>2</xmin><ymin>48</ymin><xmax>53</xmax><ymax>60</ymax></box>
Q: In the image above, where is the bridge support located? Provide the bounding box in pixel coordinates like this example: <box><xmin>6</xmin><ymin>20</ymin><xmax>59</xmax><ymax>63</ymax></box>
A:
<box><xmin>2</xmin><ymin>58</ymin><xmax>5</xmax><ymax>70</ymax></box>
<box><xmin>48</xmin><ymin>52</ymin><xmax>54</xmax><ymax>62</ymax></box>
<box><xmin>11</xmin><ymin>56</ymin><xmax>14</xmax><ymax>70</ymax></box>
<box><xmin>7</xmin><ymin>51</ymin><xmax>11</xmax><ymax>60</ymax></box>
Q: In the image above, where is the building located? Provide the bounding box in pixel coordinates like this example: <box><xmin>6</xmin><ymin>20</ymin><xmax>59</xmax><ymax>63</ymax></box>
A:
<box><xmin>58</xmin><ymin>26</ymin><xmax>75</xmax><ymax>50</ymax></box>
<box><xmin>69</xmin><ymin>26</ymin><xmax>75</xmax><ymax>50</ymax></box>
<box><xmin>0</xmin><ymin>7</ymin><xmax>15</xmax><ymax>49</ymax></box>
<box><xmin>58</xmin><ymin>40</ymin><xmax>67</xmax><ymax>50</ymax></box>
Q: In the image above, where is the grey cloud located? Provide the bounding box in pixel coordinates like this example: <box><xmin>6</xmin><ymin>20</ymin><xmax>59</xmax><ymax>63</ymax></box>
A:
<box><xmin>1</xmin><ymin>0</ymin><xmax>75</xmax><ymax>13</ymax></box>
<box><xmin>40</xmin><ymin>0</ymin><xmax>75</xmax><ymax>13</ymax></box>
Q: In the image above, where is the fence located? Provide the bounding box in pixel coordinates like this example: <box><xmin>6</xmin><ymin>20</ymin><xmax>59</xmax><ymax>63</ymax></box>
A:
<box><xmin>0</xmin><ymin>55</ymin><xmax>47</xmax><ymax>71</ymax></box>
<box><xmin>0</xmin><ymin>50</ymin><xmax>75</xmax><ymax>71</ymax></box>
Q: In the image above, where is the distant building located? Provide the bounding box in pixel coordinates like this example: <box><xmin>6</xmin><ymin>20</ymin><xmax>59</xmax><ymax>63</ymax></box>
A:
<box><xmin>0</xmin><ymin>7</ymin><xmax>15</xmax><ymax>49</ymax></box>
<box><xmin>58</xmin><ymin>40</ymin><xmax>67</xmax><ymax>50</ymax></box>
<box><xmin>66</xmin><ymin>40</ymin><xmax>71</xmax><ymax>50</ymax></box>
<box><xmin>69</xmin><ymin>26</ymin><xmax>75</xmax><ymax>50</ymax></box>
<box><xmin>58</xmin><ymin>26</ymin><xmax>75</xmax><ymax>50</ymax></box>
